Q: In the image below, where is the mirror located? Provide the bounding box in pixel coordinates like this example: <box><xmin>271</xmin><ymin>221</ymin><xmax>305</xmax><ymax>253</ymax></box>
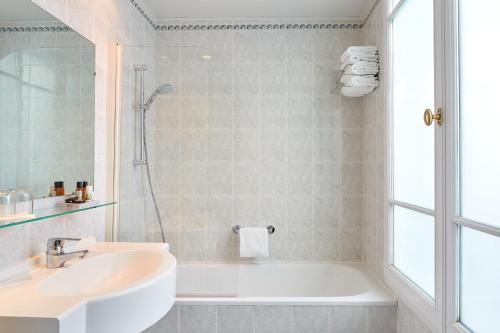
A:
<box><xmin>0</xmin><ymin>0</ymin><xmax>95</xmax><ymax>198</ymax></box>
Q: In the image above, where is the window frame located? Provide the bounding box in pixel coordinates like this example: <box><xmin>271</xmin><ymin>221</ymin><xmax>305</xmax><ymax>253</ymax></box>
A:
<box><xmin>444</xmin><ymin>0</ymin><xmax>500</xmax><ymax>332</ymax></box>
<box><xmin>385</xmin><ymin>0</ymin><xmax>445</xmax><ymax>331</ymax></box>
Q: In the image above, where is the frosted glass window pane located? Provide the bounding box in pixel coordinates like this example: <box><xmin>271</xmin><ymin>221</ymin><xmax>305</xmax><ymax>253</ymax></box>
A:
<box><xmin>460</xmin><ymin>227</ymin><xmax>500</xmax><ymax>333</ymax></box>
<box><xmin>393</xmin><ymin>206</ymin><xmax>435</xmax><ymax>297</ymax></box>
<box><xmin>459</xmin><ymin>0</ymin><xmax>500</xmax><ymax>227</ymax></box>
<box><xmin>392</xmin><ymin>0</ymin><xmax>434</xmax><ymax>209</ymax></box>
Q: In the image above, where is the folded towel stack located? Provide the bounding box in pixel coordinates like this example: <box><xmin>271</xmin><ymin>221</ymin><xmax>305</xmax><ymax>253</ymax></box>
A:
<box><xmin>338</xmin><ymin>46</ymin><xmax>379</xmax><ymax>97</ymax></box>
<box><xmin>340</xmin><ymin>46</ymin><xmax>378</xmax><ymax>63</ymax></box>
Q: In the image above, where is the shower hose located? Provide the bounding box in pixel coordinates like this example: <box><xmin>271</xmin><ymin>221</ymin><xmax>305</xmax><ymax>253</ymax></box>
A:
<box><xmin>142</xmin><ymin>110</ymin><xmax>166</xmax><ymax>243</ymax></box>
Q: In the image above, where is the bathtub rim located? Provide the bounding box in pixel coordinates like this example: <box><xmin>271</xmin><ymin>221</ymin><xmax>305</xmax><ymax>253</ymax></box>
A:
<box><xmin>175</xmin><ymin>262</ymin><xmax>397</xmax><ymax>306</ymax></box>
<box><xmin>175</xmin><ymin>297</ymin><xmax>398</xmax><ymax>306</ymax></box>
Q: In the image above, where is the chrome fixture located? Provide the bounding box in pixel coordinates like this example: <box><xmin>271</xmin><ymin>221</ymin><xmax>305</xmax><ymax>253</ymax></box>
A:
<box><xmin>232</xmin><ymin>225</ymin><xmax>276</xmax><ymax>235</ymax></box>
<box><xmin>143</xmin><ymin>84</ymin><xmax>173</xmax><ymax>110</ymax></box>
<box><xmin>46</xmin><ymin>238</ymin><xmax>89</xmax><ymax>269</ymax></box>
<box><xmin>133</xmin><ymin>64</ymin><xmax>148</xmax><ymax>166</ymax></box>
<box><xmin>132</xmin><ymin>64</ymin><xmax>174</xmax><ymax>243</ymax></box>
<box><xmin>133</xmin><ymin>65</ymin><xmax>173</xmax><ymax>165</ymax></box>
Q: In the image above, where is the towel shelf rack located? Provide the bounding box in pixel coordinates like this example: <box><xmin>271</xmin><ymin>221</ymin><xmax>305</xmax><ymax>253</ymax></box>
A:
<box><xmin>332</xmin><ymin>64</ymin><xmax>379</xmax><ymax>94</ymax></box>
<box><xmin>232</xmin><ymin>224</ymin><xmax>275</xmax><ymax>235</ymax></box>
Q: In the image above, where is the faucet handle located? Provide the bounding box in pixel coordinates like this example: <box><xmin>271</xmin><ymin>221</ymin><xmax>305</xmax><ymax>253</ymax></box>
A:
<box><xmin>46</xmin><ymin>237</ymin><xmax>81</xmax><ymax>254</ymax></box>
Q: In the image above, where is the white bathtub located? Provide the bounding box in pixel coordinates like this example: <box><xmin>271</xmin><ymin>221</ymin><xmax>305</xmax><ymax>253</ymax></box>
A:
<box><xmin>145</xmin><ymin>263</ymin><xmax>398</xmax><ymax>332</ymax></box>
<box><xmin>176</xmin><ymin>263</ymin><xmax>395</xmax><ymax>305</ymax></box>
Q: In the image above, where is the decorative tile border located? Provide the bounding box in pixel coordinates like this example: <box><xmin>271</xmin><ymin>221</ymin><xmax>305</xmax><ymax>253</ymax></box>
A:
<box><xmin>127</xmin><ymin>0</ymin><xmax>366</xmax><ymax>31</ymax></box>
<box><xmin>155</xmin><ymin>23</ymin><xmax>361</xmax><ymax>31</ymax></box>
<box><xmin>128</xmin><ymin>0</ymin><xmax>156</xmax><ymax>29</ymax></box>
<box><xmin>0</xmin><ymin>0</ymin><xmax>377</xmax><ymax>33</ymax></box>
<box><xmin>0</xmin><ymin>26</ymin><xmax>71</xmax><ymax>33</ymax></box>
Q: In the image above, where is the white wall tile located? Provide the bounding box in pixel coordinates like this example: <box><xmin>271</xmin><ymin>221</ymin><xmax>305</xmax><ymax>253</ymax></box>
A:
<box><xmin>180</xmin><ymin>305</ymin><xmax>216</xmax><ymax>333</ymax></box>
<box><xmin>293</xmin><ymin>306</ymin><xmax>330</xmax><ymax>333</ymax></box>
<box><xmin>217</xmin><ymin>306</ymin><xmax>254</xmax><ymax>333</ymax></box>
<box><xmin>255</xmin><ymin>306</ymin><xmax>292</xmax><ymax>333</ymax></box>
<box><xmin>150</xmin><ymin>21</ymin><xmax>363</xmax><ymax>263</ymax></box>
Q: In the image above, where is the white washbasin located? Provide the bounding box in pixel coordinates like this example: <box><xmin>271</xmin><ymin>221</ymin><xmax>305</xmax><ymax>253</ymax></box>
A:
<box><xmin>0</xmin><ymin>242</ymin><xmax>176</xmax><ymax>333</ymax></box>
<box><xmin>40</xmin><ymin>250</ymin><xmax>165</xmax><ymax>296</ymax></box>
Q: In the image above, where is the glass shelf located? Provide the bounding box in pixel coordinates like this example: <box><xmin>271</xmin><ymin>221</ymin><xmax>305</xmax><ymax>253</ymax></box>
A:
<box><xmin>0</xmin><ymin>201</ymin><xmax>116</xmax><ymax>229</ymax></box>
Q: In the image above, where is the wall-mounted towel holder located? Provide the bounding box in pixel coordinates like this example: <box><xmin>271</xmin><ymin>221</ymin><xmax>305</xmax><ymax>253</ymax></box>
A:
<box><xmin>331</xmin><ymin>65</ymin><xmax>379</xmax><ymax>94</ymax></box>
<box><xmin>232</xmin><ymin>225</ymin><xmax>275</xmax><ymax>235</ymax></box>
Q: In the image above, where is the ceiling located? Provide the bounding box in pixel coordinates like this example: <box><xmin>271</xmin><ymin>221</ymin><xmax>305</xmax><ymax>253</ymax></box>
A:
<box><xmin>142</xmin><ymin>0</ymin><xmax>374</xmax><ymax>21</ymax></box>
<box><xmin>0</xmin><ymin>0</ymin><xmax>55</xmax><ymax>23</ymax></box>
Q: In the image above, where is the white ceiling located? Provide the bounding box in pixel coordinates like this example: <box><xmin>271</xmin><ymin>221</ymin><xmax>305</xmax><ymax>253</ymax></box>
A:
<box><xmin>142</xmin><ymin>0</ymin><xmax>373</xmax><ymax>21</ymax></box>
<box><xmin>0</xmin><ymin>0</ymin><xmax>55</xmax><ymax>23</ymax></box>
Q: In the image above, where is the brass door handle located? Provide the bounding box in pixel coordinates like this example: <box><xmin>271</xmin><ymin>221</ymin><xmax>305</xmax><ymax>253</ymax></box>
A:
<box><xmin>423</xmin><ymin>108</ymin><xmax>442</xmax><ymax>126</ymax></box>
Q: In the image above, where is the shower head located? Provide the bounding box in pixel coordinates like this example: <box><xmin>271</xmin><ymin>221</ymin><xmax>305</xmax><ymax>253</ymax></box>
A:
<box><xmin>143</xmin><ymin>83</ymin><xmax>173</xmax><ymax>109</ymax></box>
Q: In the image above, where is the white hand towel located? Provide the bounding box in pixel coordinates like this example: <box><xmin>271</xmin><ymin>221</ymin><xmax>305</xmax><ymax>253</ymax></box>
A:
<box><xmin>340</xmin><ymin>74</ymin><xmax>376</xmax><ymax>85</ymax></box>
<box><xmin>340</xmin><ymin>55</ymin><xmax>379</xmax><ymax>69</ymax></box>
<box><xmin>341</xmin><ymin>59</ymin><xmax>379</xmax><ymax>71</ymax></box>
<box><xmin>344</xmin><ymin>62</ymin><xmax>379</xmax><ymax>75</ymax></box>
<box><xmin>341</xmin><ymin>86</ymin><xmax>375</xmax><ymax>97</ymax></box>
<box><xmin>341</xmin><ymin>46</ymin><xmax>378</xmax><ymax>63</ymax></box>
<box><xmin>347</xmin><ymin>75</ymin><xmax>379</xmax><ymax>88</ymax></box>
<box><xmin>339</xmin><ymin>74</ymin><xmax>356</xmax><ymax>84</ymax></box>
<box><xmin>239</xmin><ymin>227</ymin><xmax>269</xmax><ymax>258</ymax></box>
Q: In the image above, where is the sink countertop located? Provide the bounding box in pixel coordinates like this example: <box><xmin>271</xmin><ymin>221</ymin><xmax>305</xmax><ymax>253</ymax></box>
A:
<box><xmin>0</xmin><ymin>242</ymin><xmax>176</xmax><ymax>333</ymax></box>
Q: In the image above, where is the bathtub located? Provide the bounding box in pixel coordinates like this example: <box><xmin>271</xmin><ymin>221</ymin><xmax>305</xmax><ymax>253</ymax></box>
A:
<box><xmin>145</xmin><ymin>263</ymin><xmax>397</xmax><ymax>333</ymax></box>
<box><xmin>176</xmin><ymin>262</ymin><xmax>395</xmax><ymax>305</ymax></box>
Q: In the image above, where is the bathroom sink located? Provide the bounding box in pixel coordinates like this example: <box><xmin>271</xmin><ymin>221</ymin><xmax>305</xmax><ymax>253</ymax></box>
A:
<box><xmin>40</xmin><ymin>250</ymin><xmax>165</xmax><ymax>296</ymax></box>
<box><xmin>0</xmin><ymin>242</ymin><xmax>176</xmax><ymax>333</ymax></box>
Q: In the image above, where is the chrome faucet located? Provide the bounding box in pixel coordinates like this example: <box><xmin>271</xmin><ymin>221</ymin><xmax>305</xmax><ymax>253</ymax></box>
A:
<box><xmin>46</xmin><ymin>238</ymin><xmax>89</xmax><ymax>269</ymax></box>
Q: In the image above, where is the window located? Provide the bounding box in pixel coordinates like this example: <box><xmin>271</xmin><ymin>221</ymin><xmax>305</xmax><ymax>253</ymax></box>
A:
<box><xmin>460</xmin><ymin>228</ymin><xmax>500</xmax><ymax>333</ymax></box>
<box><xmin>389</xmin><ymin>0</ymin><xmax>436</xmax><ymax>299</ymax></box>
<box><xmin>387</xmin><ymin>0</ymin><xmax>500</xmax><ymax>331</ymax></box>
<box><xmin>455</xmin><ymin>0</ymin><xmax>500</xmax><ymax>331</ymax></box>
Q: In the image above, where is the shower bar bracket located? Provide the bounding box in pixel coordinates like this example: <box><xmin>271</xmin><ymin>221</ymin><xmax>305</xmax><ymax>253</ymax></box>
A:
<box><xmin>134</xmin><ymin>64</ymin><xmax>147</xmax><ymax>165</ymax></box>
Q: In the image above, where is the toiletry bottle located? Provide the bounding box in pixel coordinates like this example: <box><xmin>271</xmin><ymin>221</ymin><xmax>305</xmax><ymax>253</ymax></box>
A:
<box><xmin>82</xmin><ymin>181</ymin><xmax>88</xmax><ymax>202</ymax></box>
<box><xmin>54</xmin><ymin>181</ymin><xmax>65</xmax><ymax>196</ymax></box>
<box><xmin>75</xmin><ymin>181</ymin><xmax>83</xmax><ymax>201</ymax></box>
<box><xmin>86</xmin><ymin>185</ymin><xmax>93</xmax><ymax>200</ymax></box>
<box><xmin>49</xmin><ymin>185</ymin><xmax>56</xmax><ymax>197</ymax></box>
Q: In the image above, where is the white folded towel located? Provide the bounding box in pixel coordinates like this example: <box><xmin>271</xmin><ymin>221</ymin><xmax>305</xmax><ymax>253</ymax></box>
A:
<box><xmin>339</xmin><ymin>74</ymin><xmax>356</xmax><ymax>84</ymax></box>
<box><xmin>239</xmin><ymin>227</ymin><xmax>269</xmax><ymax>258</ymax></box>
<box><xmin>340</xmin><ymin>74</ymin><xmax>375</xmax><ymax>82</ymax></box>
<box><xmin>341</xmin><ymin>86</ymin><xmax>375</xmax><ymax>97</ymax></box>
<box><xmin>341</xmin><ymin>55</ymin><xmax>379</xmax><ymax>69</ymax></box>
<box><xmin>341</xmin><ymin>46</ymin><xmax>378</xmax><ymax>63</ymax></box>
<box><xmin>345</xmin><ymin>75</ymin><xmax>379</xmax><ymax>88</ymax></box>
<box><xmin>344</xmin><ymin>61</ymin><xmax>379</xmax><ymax>75</ymax></box>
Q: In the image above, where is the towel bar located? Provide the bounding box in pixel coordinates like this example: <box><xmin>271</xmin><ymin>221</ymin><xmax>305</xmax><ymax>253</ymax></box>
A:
<box><xmin>232</xmin><ymin>225</ymin><xmax>275</xmax><ymax>235</ymax></box>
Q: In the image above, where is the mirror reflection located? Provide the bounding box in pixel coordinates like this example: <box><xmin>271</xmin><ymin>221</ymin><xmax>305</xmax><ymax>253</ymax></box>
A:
<box><xmin>0</xmin><ymin>0</ymin><xmax>95</xmax><ymax>201</ymax></box>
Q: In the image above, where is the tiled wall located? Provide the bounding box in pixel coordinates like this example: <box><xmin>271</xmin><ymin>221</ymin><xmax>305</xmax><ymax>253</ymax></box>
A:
<box><xmin>0</xmin><ymin>209</ymin><xmax>102</xmax><ymax>268</ymax></box>
<box><xmin>117</xmin><ymin>44</ymin><xmax>159</xmax><ymax>242</ymax></box>
<box><xmin>145</xmin><ymin>304</ymin><xmax>397</xmax><ymax>333</ymax></box>
<box><xmin>360</xmin><ymin>0</ymin><xmax>387</xmax><ymax>281</ymax></box>
<box><xmin>146</xmin><ymin>22</ymin><xmax>364</xmax><ymax>262</ymax></box>
<box><xmin>0</xmin><ymin>0</ymin><xmax>156</xmax><ymax>270</ymax></box>
<box><xmin>0</xmin><ymin>26</ymin><xmax>94</xmax><ymax>196</ymax></box>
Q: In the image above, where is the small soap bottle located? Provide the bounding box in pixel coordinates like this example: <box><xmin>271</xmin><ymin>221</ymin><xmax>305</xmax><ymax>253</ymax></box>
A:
<box><xmin>82</xmin><ymin>181</ymin><xmax>88</xmax><ymax>201</ymax></box>
<box><xmin>54</xmin><ymin>181</ymin><xmax>65</xmax><ymax>196</ymax></box>
<box><xmin>75</xmin><ymin>181</ymin><xmax>83</xmax><ymax>201</ymax></box>
<box><xmin>86</xmin><ymin>185</ymin><xmax>94</xmax><ymax>200</ymax></box>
